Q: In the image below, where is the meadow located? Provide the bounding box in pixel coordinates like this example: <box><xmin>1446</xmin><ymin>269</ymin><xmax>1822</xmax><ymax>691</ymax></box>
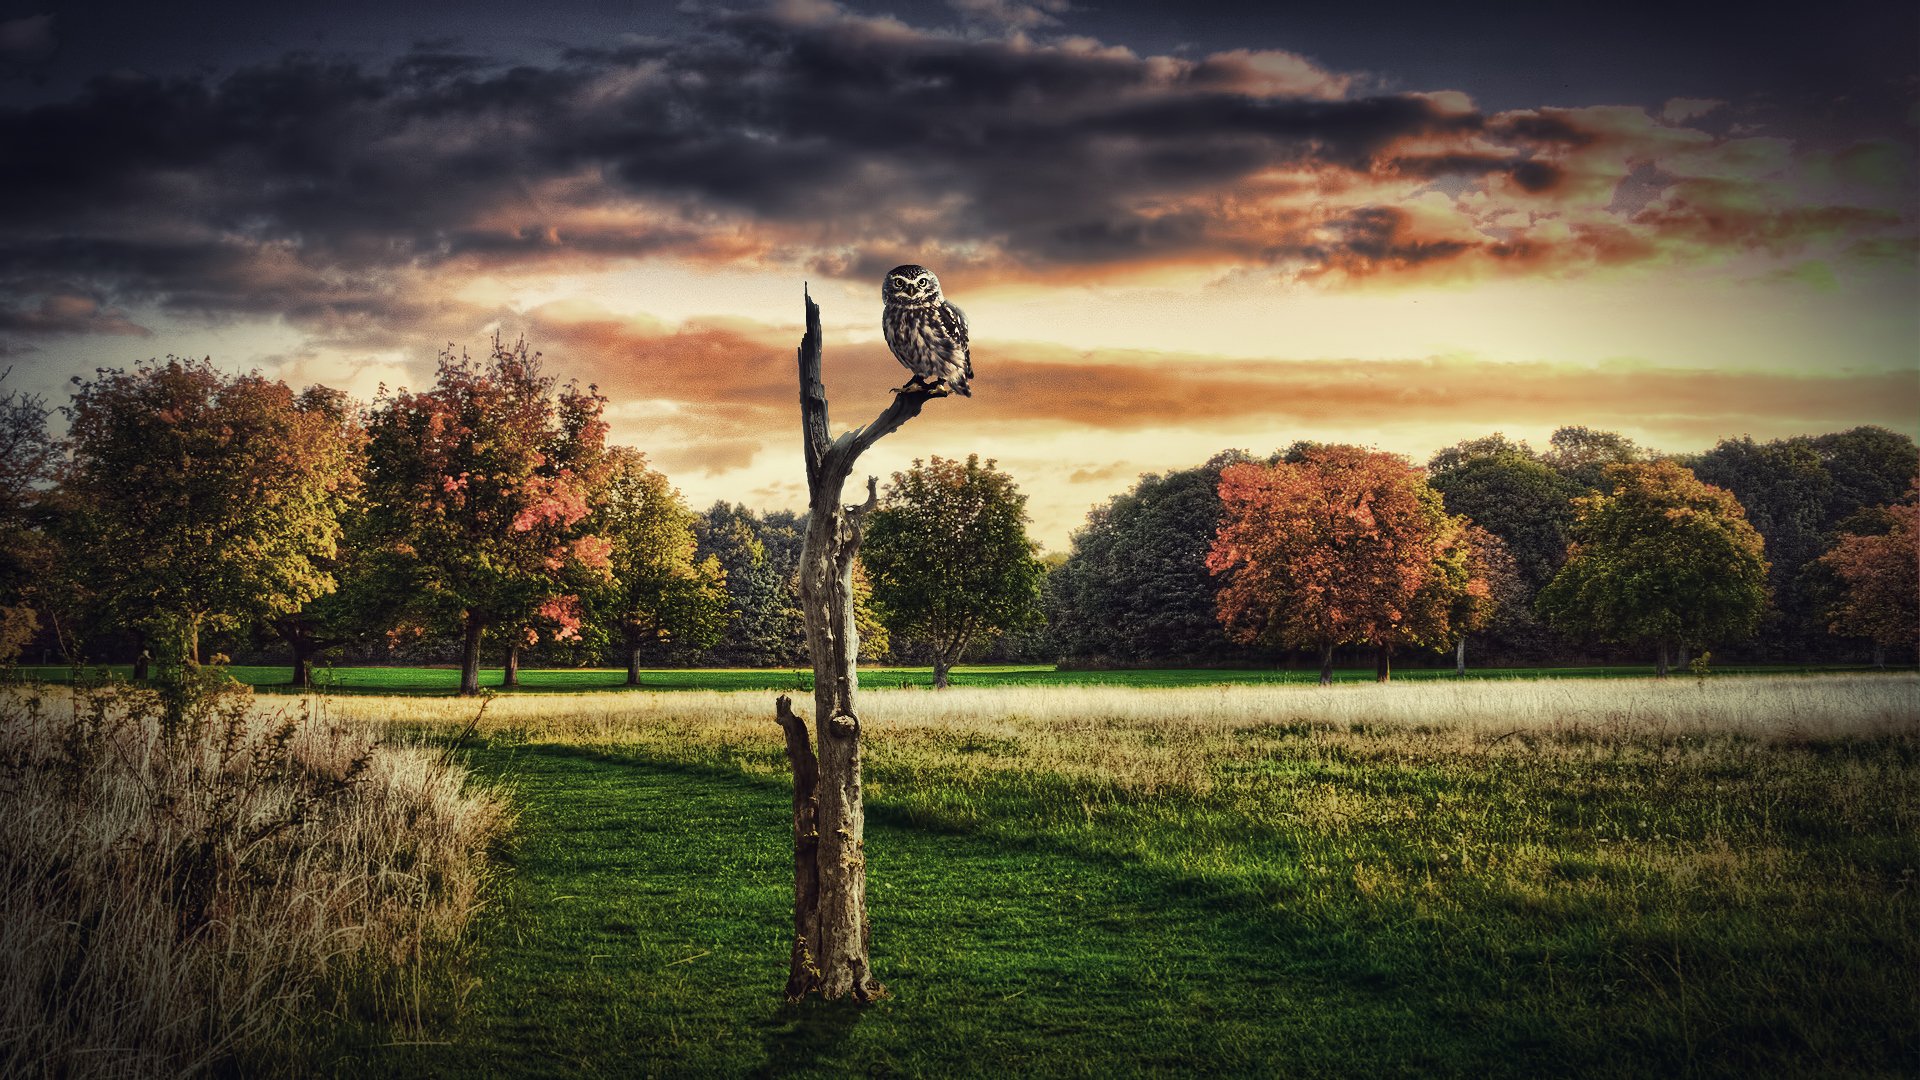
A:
<box><xmin>324</xmin><ymin>674</ymin><xmax>1915</xmax><ymax>1077</ymax></box>
<box><xmin>11</xmin><ymin>660</ymin><xmax>1899</xmax><ymax>696</ymax></box>
<box><xmin>8</xmin><ymin>672</ymin><xmax>1916</xmax><ymax>1076</ymax></box>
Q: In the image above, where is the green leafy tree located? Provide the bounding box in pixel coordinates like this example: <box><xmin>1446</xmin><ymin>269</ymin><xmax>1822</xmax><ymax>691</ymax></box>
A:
<box><xmin>1687</xmin><ymin>435</ymin><xmax>1835</xmax><ymax>658</ymax></box>
<box><xmin>1427</xmin><ymin>434</ymin><xmax>1578</xmax><ymax>593</ymax></box>
<box><xmin>1817</xmin><ymin>484</ymin><xmax>1918</xmax><ymax>666</ymax></box>
<box><xmin>251</xmin><ymin>387</ymin><xmax>374</xmax><ymax>688</ymax></box>
<box><xmin>1545</xmin><ymin>425</ymin><xmax>1646</xmax><ymax>491</ymax></box>
<box><xmin>363</xmin><ymin>336</ymin><xmax>612</xmax><ymax>695</ymax></box>
<box><xmin>590</xmin><ymin>447</ymin><xmax>729</xmax><ymax>683</ymax></box>
<box><xmin>1812</xmin><ymin>426</ymin><xmax>1920</xmax><ymax>526</ymax></box>
<box><xmin>863</xmin><ymin>455</ymin><xmax>1045</xmax><ymax>688</ymax></box>
<box><xmin>61</xmin><ymin>357</ymin><xmax>361</xmax><ymax>670</ymax></box>
<box><xmin>1047</xmin><ymin>451</ymin><xmax>1254</xmax><ymax>664</ymax></box>
<box><xmin>696</xmin><ymin>502</ymin><xmax>805</xmax><ymax>666</ymax></box>
<box><xmin>0</xmin><ymin>371</ymin><xmax>57</xmax><ymax>663</ymax></box>
<box><xmin>1688</xmin><ymin>428</ymin><xmax>1917</xmax><ymax>660</ymax></box>
<box><xmin>1538</xmin><ymin>461</ymin><xmax>1770</xmax><ymax>674</ymax></box>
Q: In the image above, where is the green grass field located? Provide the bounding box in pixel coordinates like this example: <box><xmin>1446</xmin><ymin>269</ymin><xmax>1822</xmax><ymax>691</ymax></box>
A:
<box><xmin>11</xmin><ymin>660</ymin><xmax>1901</xmax><ymax>696</ymax></box>
<box><xmin>302</xmin><ymin>677</ymin><xmax>1917</xmax><ymax>1078</ymax></box>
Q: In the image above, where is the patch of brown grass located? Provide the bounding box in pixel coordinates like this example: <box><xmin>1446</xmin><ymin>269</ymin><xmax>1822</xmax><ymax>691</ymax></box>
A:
<box><xmin>0</xmin><ymin>676</ymin><xmax>508</xmax><ymax>1079</ymax></box>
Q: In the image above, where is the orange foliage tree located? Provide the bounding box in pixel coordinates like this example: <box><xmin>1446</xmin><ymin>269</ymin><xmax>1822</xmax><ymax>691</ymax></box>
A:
<box><xmin>1207</xmin><ymin>444</ymin><xmax>1483</xmax><ymax>683</ymax></box>
<box><xmin>364</xmin><ymin>335</ymin><xmax>612</xmax><ymax>695</ymax></box>
<box><xmin>1817</xmin><ymin>482</ymin><xmax>1918</xmax><ymax>666</ymax></box>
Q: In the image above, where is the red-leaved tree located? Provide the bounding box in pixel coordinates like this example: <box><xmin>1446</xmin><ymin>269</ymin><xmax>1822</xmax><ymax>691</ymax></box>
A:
<box><xmin>364</xmin><ymin>335</ymin><xmax>611</xmax><ymax>695</ymax></box>
<box><xmin>1817</xmin><ymin>481</ymin><xmax>1919</xmax><ymax>667</ymax></box>
<box><xmin>1207</xmin><ymin>445</ymin><xmax>1482</xmax><ymax>683</ymax></box>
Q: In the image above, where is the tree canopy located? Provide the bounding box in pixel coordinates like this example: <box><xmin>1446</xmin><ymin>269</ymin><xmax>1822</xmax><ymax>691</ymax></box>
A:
<box><xmin>591</xmin><ymin>447</ymin><xmax>729</xmax><ymax>682</ymax></box>
<box><xmin>1047</xmin><ymin>451</ymin><xmax>1253</xmax><ymax>664</ymax></box>
<box><xmin>0</xmin><ymin>372</ymin><xmax>56</xmax><ymax>663</ymax></box>
<box><xmin>1817</xmin><ymin>484</ymin><xmax>1918</xmax><ymax>664</ymax></box>
<box><xmin>1538</xmin><ymin>460</ymin><xmax>1770</xmax><ymax>673</ymax></box>
<box><xmin>363</xmin><ymin>336</ymin><xmax>612</xmax><ymax>694</ymax></box>
<box><xmin>61</xmin><ymin>357</ymin><xmax>362</xmax><ymax>666</ymax></box>
<box><xmin>863</xmin><ymin>455</ymin><xmax>1045</xmax><ymax>687</ymax></box>
<box><xmin>1208</xmin><ymin>444</ymin><xmax>1481</xmax><ymax>683</ymax></box>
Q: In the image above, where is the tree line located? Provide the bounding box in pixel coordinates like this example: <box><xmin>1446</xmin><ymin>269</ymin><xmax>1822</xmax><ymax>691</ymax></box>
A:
<box><xmin>1051</xmin><ymin>427</ymin><xmax>1917</xmax><ymax>674</ymax></box>
<box><xmin>0</xmin><ymin>348</ymin><xmax>1913</xmax><ymax>690</ymax></box>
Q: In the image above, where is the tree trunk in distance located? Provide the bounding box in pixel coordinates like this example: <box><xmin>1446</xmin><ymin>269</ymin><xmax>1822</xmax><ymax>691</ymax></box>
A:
<box><xmin>627</xmin><ymin>630</ymin><xmax>644</xmax><ymax>686</ymax></box>
<box><xmin>459</xmin><ymin>614</ymin><xmax>485</xmax><ymax>697</ymax></box>
<box><xmin>290</xmin><ymin>630</ymin><xmax>314</xmax><ymax>689</ymax></box>
<box><xmin>132</xmin><ymin>630</ymin><xmax>150</xmax><ymax>682</ymax></box>
<box><xmin>1872</xmin><ymin>643</ymin><xmax>1885</xmax><ymax>669</ymax></box>
<box><xmin>186</xmin><ymin>617</ymin><xmax>201</xmax><ymax>667</ymax></box>
<box><xmin>504</xmin><ymin>640</ymin><xmax>521</xmax><ymax>687</ymax></box>
<box><xmin>932</xmin><ymin>655</ymin><xmax>951</xmax><ymax>689</ymax></box>
<box><xmin>776</xmin><ymin>287</ymin><xmax>940</xmax><ymax>1003</ymax></box>
<box><xmin>1454</xmin><ymin>636</ymin><xmax>1467</xmax><ymax>676</ymax></box>
<box><xmin>1375</xmin><ymin>642</ymin><xmax>1391</xmax><ymax>683</ymax></box>
<box><xmin>1655</xmin><ymin>640</ymin><xmax>1670</xmax><ymax>678</ymax></box>
<box><xmin>1317</xmin><ymin>642</ymin><xmax>1333</xmax><ymax>686</ymax></box>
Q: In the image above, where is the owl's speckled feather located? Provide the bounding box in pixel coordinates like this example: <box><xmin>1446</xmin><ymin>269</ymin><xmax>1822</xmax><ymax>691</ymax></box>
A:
<box><xmin>881</xmin><ymin>264</ymin><xmax>971</xmax><ymax>397</ymax></box>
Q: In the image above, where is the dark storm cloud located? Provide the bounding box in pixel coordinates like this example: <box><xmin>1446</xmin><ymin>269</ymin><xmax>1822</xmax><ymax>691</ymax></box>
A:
<box><xmin>0</xmin><ymin>1</ymin><xmax>1511</xmax><ymax>332</ymax></box>
<box><xmin>0</xmin><ymin>0</ymin><xmax>1908</xmax><ymax>347</ymax></box>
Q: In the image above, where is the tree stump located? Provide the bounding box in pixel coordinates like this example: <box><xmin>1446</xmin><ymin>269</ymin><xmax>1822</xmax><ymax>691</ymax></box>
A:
<box><xmin>777</xmin><ymin>287</ymin><xmax>945</xmax><ymax>1001</ymax></box>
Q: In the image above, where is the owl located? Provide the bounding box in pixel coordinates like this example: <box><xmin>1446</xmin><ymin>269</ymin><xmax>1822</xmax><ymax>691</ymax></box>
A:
<box><xmin>881</xmin><ymin>264</ymin><xmax>971</xmax><ymax>397</ymax></box>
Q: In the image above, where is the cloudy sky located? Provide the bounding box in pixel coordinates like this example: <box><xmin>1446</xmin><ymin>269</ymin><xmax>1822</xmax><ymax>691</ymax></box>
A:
<box><xmin>3</xmin><ymin>0</ymin><xmax>1915</xmax><ymax>548</ymax></box>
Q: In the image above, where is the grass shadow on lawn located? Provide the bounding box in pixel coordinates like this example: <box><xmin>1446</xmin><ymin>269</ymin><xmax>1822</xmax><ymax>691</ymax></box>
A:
<box><xmin>328</xmin><ymin>739</ymin><xmax>1909</xmax><ymax>1078</ymax></box>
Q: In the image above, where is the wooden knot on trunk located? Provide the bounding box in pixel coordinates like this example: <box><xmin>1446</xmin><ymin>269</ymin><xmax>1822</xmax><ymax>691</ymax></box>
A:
<box><xmin>827</xmin><ymin>712</ymin><xmax>858</xmax><ymax>735</ymax></box>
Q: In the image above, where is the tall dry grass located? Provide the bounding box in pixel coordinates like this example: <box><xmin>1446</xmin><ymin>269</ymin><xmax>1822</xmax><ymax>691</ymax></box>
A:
<box><xmin>335</xmin><ymin>673</ymin><xmax>1920</xmax><ymax>795</ymax></box>
<box><xmin>0</xmin><ymin>675</ymin><xmax>508</xmax><ymax>1079</ymax></box>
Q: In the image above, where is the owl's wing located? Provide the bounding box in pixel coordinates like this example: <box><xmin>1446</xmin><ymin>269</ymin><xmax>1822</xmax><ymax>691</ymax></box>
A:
<box><xmin>940</xmin><ymin>302</ymin><xmax>972</xmax><ymax>379</ymax></box>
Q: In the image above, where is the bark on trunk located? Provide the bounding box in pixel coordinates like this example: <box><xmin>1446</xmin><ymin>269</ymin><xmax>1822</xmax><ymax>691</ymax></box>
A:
<box><xmin>627</xmin><ymin>631</ymin><xmax>645</xmax><ymax>686</ymax></box>
<box><xmin>1317</xmin><ymin>641</ymin><xmax>1334</xmax><ymax>686</ymax></box>
<box><xmin>775</xmin><ymin>288</ymin><xmax>942</xmax><ymax>1003</ymax></box>
<box><xmin>932</xmin><ymin>655</ymin><xmax>952</xmax><ymax>689</ymax></box>
<box><xmin>1454</xmin><ymin>636</ymin><xmax>1467</xmax><ymax>676</ymax></box>
<box><xmin>185</xmin><ymin>617</ymin><xmax>201</xmax><ymax>667</ymax></box>
<box><xmin>774</xmin><ymin>696</ymin><xmax>820</xmax><ymax>999</ymax></box>
<box><xmin>1655</xmin><ymin>640</ymin><xmax>1670</xmax><ymax>678</ymax></box>
<box><xmin>1872</xmin><ymin>643</ymin><xmax>1886</xmax><ymax>669</ymax></box>
<box><xmin>132</xmin><ymin>630</ymin><xmax>150</xmax><ymax>682</ymax></box>
<box><xmin>503</xmin><ymin>641</ymin><xmax>520</xmax><ymax>688</ymax></box>
<box><xmin>459</xmin><ymin>614</ymin><xmax>485</xmax><ymax>697</ymax></box>
<box><xmin>1375</xmin><ymin>642</ymin><xmax>1392</xmax><ymax>683</ymax></box>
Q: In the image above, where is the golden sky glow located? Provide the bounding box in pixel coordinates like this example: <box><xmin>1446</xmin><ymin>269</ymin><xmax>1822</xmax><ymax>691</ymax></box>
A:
<box><xmin>3</xmin><ymin>1</ymin><xmax>1914</xmax><ymax>549</ymax></box>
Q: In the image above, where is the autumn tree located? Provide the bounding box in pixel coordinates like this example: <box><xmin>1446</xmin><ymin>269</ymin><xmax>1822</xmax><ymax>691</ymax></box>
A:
<box><xmin>590</xmin><ymin>447</ymin><xmax>729</xmax><ymax>683</ymax></box>
<box><xmin>0</xmin><ymin>371</ymin><xmax>57</xmax><ymax>663</ymax></box>
<box><xmin>1817</xmin><ymin>484</ymin><xmax>1918</xmax><ymax>666</ymax></box>
<box><xmin>1207</xmin><ymin>444</ymin><xmax>1480</xmax><ymax>683</ymax></box>
<box><xmin>61</xmin><ymin>357</ymin><xmax>361</xmax><ymax>669</ymax></box>
<box><xmin>862</xmin><ymin>455</ymin><xmax>1045</xmax><ymax>688</ymax></box>
<box><xmin>1538</xmin><ymin>461</ymin><xmax>1769</xmax><ymax>674</ymax></box>
<box><xmin>363</xmin><ymin>335</ymin><xmax>611</xmax><ymax>696</ymax></box>
<box><xmin>1450</xmin><ymin>525</ymin><xmax>1527</xmax><ymax>674</ymax></box>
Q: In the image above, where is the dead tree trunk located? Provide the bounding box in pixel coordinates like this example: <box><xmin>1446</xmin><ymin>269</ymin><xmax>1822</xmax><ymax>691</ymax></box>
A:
<box><xmin>776</xmin><ymin>287</ymin><xmax>944</xmax><ymax>1003</ymax></box>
